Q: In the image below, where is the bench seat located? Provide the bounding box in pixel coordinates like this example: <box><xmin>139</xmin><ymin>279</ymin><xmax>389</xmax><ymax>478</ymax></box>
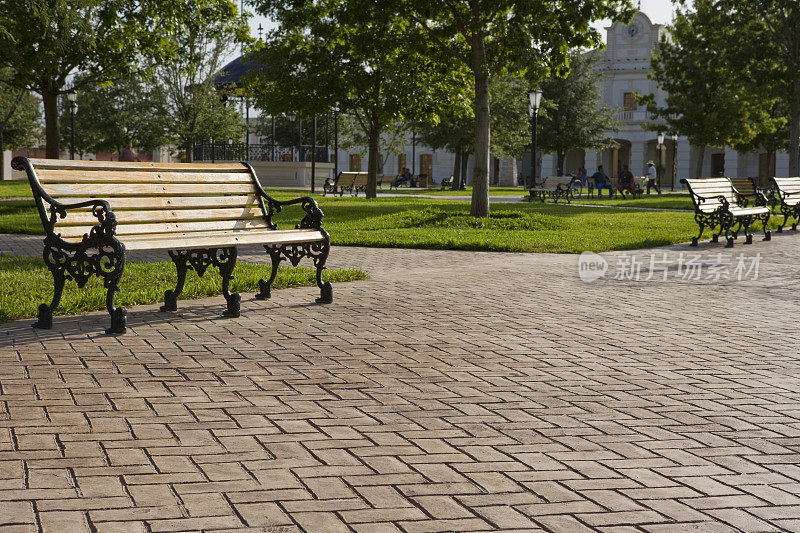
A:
<box><xmin>12</xmin><ymin>156</ymin><xmax>335</xmax><ymax>334</ymax></box>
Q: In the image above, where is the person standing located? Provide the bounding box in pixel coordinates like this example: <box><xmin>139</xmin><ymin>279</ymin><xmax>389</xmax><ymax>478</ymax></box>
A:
<box><xmin>646</xmin><ymin>160</ymin><xmax>661</xmax><ymax>195</ymax></box>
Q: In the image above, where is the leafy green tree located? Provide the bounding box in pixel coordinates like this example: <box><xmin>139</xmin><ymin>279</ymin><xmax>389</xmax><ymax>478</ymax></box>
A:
<box><xmin>401</xmin><ymin>0</ymin><xmax>635</xmax><ymax>216</ymax></box>
<box><xmin>156</xmin><ymin>3</ymin><xmax>249</xmax><ymax>162</ymax></box>
<box><xmin>643</xmin><ymin>1</ymin><xmax>785</xmax><ymax>177</ymax></box>
<box><xmin>59</xmin><ymin>74</ymin><xmax>169</xmax><ymax>158</ymax></box>
<box><xmin>247</xmin><ymin>0</ymin><xmax>471</xmax><ymax>198</ymax></box>
<box><xmin>718</xmin><ymin>0</ymin><xmax>800</xmax><ymax>176</ymax></box>
<box><xmin>0</xmin><ymin>0</ymin><xmax>243</xmax><ymax>159</ymax></box>
<box><xmin>0</xmin><ymin>73</ymin><xmax>41</xmax><ymax>180</ymax></box>
<box><xmin>537</xmin><ymin>51</ymin><xmax>620</xmax><ymax>178</ymax></box>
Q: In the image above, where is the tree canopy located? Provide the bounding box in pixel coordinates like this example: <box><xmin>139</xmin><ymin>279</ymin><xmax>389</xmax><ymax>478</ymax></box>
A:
<box><xmin>247</xmin><ymin>0</ymin><xmax>471</xmax><ymax>198</ymax></box>
<box><xmin>0</xmin><ymin>0</ymin><xmax>244</xmax><ymax>159</ymax></box>
<box><xmin>400</xmin><ymin>0</ymin><xmax>636</xmax><ymax>216</ymax></box>
<box><xmin>644</xmin><ymin>0</ymin><xmax>795</xmax><ymax>176</ymax></box>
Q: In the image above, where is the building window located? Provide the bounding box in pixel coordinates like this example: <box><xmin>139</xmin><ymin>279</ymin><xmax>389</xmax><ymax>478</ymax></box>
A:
<box><xmin>623</xmin><ymin>92</ymin><xmax>637</xmax><ymax>111</ymax></box>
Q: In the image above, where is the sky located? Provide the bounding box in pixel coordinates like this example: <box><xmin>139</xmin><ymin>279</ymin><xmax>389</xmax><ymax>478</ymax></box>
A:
<box><xmin>242</xmin><ymin>0</ymin><xmax>683</xmax><ymax>45</ymax></box>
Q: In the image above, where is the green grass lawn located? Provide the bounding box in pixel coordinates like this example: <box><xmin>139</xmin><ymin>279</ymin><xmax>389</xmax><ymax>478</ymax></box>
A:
<box><xmin>0</xmin><ymin>180</ymin><xmax>32</xmax><ymax>198</ymax></box>
<box><xmin>0</xmin><ymin>254</ymin><xmax>366</xmax><ymax>323</ymax></box>
<box><xmin>545</xmin><ymin>193</ymin><xmax>695</xmax><ymax>210</ymax></box>
<box><xmin>0</xmin><ymin>192</ymin><xmax>775</xmax><ymax>254</ymax></box>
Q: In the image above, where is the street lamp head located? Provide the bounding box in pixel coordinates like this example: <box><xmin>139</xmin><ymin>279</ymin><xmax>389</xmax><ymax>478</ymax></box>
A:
<box><xmin>66</xmin><ymin>91</ymin><xmax>77</xmax><ymax>103</ymax></box>
<box><xmin>657</xmin><ymin>132</ymin><xmax>665</xmax><ymax>146</ymax></box>
<box><xmin>672</xmin><ymin>133</ymin><xmax>678</xmax><ymax>142</ymax></box>
<box><xmin>287</xmin><ymin>113</ymin><xmax>297</xmax><ymax>122</ymax></box>
<box><xmin>528</xmin><ymin>89</ymin><xmax>542</xmax><ymax>117</ymax></box>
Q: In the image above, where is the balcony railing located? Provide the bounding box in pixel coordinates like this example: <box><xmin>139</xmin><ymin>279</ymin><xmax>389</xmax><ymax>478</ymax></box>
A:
<box><xmin>193</xmin><ymin>143</ymin><xmax>329</xmax><ymax>163</ymax></box>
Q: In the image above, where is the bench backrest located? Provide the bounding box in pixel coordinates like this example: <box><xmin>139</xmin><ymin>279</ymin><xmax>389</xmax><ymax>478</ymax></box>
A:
<box><xmin>17</xmin><ymin>158</ymin><xmax>270</xmax><ymax>242</ymax></box>
<box><xmin>772</xmin><ymin>177</ymin><xmax>800</xmax><ymax>196</ymax></box>
<box><xmin>338</xmin><ymin>171</ymin><xmax>367</xmax><ymax>188</ymax></box>
<box><xmin>729</xmin><ymin>177</ymin><xmax>759</xmax><ymax>200</ymax></box>
<box><xmin>544</xmin><ymin>176</ymin><xmax>577</xmax><ymax>188</ymax></box>
<box><xmin>681</xmin><ymin>177</ymin><xmax>737</xmax><ymax>211</ymax></box>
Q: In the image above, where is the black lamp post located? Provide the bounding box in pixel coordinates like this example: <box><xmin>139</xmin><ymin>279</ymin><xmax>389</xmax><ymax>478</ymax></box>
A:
<box><xmin>333</xmin><ymin>106</ymin><xmax>339</xmax><ymax>177</ymax></box>
<box><xmin>657</xmin><ymin>132</ymin><xmax>665</xmax><ymax>186</ymax></box>
<box><xmin>528</xmin><ymin>89</ymin><xmax>542</xmax><ymax>188</ymax></box>
<box><xmin>287</xmin><ymin>113</ymin><xmax>297</xmax><ymax>161</ymax></box>
<box><xmin>311</xmin><ymin>116</ymin><xmax>317</xmax><ymax>193</ymax></box>
<box><xmin>671</xmin><ymin>133</ymin><xmax>678</xmax><ymax>190</ymax></box>
<box><xmin>66</xmin><ymin>91</ymin><xmax>77</xmax><ymax>160</ymax></box>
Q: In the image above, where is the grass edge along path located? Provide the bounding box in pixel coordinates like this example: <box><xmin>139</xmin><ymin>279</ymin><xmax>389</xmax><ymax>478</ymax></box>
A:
<box><xmin>0</xmin><ymin>254</ymin><xmax>367</xmax><ymax>323</ymax></box>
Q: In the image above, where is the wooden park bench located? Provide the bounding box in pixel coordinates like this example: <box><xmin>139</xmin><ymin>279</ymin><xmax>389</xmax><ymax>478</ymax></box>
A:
<box><xmin>681</xmin><ymin>177</ymin><xmax>771</xmax><ymax>247</ymax></box>
<box><xmin>771</xmin><ymin>177</ymin><xmax>800</xmax><ymax>232</ymax></box>
<box><xmin>336</xmin><ymin>171</ymin><xmax>368</xmax><ymax>196</ymax></box>
<box><xmin>12</xmin><ymin>157</ymin><xmax>334</xmax><ymax>335</ymax></box>
<box><xmin>440</xmin><ymin>176</ymin><xmax>454</xmax><ymax>190</ymax></box>
<box><xmin>527</xmin><ymin>176</ymin><xmax>581</xmax><ymax>204</ymax></box>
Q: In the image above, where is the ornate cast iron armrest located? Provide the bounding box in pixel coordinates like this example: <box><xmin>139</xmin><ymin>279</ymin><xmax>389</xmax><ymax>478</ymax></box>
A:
<box><xmin>754</xmin><ymin>189</ymin><xmax>770</xmax><ymax>207</ymax></box>
<box><xmin>46</xmin><ymin>199</ymin><xmax>118</xmax><ymax>238</ymax></box>
<box><xmin>695</xmin><ymin>194</ymin><xmax>729</xmax><ymax>210</ymax></box>
<box><xmin>254</xmin><ymin>189</ymin><xmax>325</xmax><ymax>230</ymax></box>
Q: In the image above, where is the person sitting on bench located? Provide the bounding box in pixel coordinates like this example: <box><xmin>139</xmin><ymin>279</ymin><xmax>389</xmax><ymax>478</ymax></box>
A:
<box><xmin>592</xmin><ymin>165</ymin><xmax>613</xmax><ymax>198</ymax></box>
<box><xmin>396</xmin><ymin>167</ymin><xmax>412</xmax><ymax>187</ymax></box>
<box><xmin>617</xmin><ymin>165</ymin><xmax>636</xmax><ymax>199</ymax></box>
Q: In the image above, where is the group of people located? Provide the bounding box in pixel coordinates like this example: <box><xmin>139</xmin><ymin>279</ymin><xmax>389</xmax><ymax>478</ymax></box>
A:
<box><xmin>576</xmin><ymin>161</ymin><xmax>661</xmax><ymax>199</ymax></box>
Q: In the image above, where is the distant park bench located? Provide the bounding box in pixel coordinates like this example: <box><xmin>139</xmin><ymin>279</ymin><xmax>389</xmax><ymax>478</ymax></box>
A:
<box><xmin>12</xmin><ymin>157</ymin><xmax>333</xmax><ymax>334</ymax></box>
<box><xmin>527</xmin><ymin>176</ymin><xmax>582</xmax><ymax>203</ymax></box>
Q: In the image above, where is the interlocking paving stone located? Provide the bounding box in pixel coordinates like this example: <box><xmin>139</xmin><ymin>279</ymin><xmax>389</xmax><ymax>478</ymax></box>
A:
<box><xmin>2</xmin><ymin>232</ymin><xmax>800</xmax><ymax>531</ymax></box>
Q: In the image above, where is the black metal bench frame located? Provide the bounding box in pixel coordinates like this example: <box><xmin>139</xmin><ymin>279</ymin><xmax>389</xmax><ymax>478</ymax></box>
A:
<box><xmin>527</xmin><ymin>177</ymin><xmax>580</xmax><ymax>204</ymax></box>
<box><xmin>12</xmin><ymin>157</ymin><xmax>332</xmax><ymax>335</ymax></box>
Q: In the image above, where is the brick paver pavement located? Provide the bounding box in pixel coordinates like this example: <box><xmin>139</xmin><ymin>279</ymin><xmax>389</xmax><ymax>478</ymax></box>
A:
<box><xmin>1</xmin><ymin>231</ymin><xmax>800</xmax><ymax>531</ymax></box>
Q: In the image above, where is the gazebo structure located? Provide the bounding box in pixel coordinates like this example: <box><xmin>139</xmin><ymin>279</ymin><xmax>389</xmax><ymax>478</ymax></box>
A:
<box><xmin>195</xmin><ymin>53</ymin><xmax>334</xmax><ymax>190</ymax></box>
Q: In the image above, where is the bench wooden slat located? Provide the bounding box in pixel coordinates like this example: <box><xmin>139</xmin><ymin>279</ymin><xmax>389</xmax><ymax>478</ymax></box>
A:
<box><xmin>118</xmin><ymin>229</ymin><xmax>325</xmax><ymax>251</ymax></box>
<box><xmin>62</xmin><ymin>196</ymin><xmax>260</xmax><ymax>210</ymax></box>
<box><xmin>37</xmin><ymin>169</ymin><xmax>254</xmax><ymax>184</ymax></box>
<box><xmin>27</xmin><ymin>158</ymin><xmax>247</xmax><ymax>172</ymax></box>
<box><xmin>58</xmin><ymin>207</ymin><xmax>265</xmax><ymax>226</ymax></box>
<box><xmin>57</xmin><ymin>218</ymin><xmax>271</xmax><ymax>239</ymax></box>
<box><xmin>42</xmin><ymin>183</ymin><xmax>256</xmax><ymax>198</ymax></box>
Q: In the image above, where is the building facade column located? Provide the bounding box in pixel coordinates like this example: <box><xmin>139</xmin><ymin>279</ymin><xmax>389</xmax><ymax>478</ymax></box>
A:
<box><xmin>724</xmin><ymin>146</ymin><xmax>739</xmax><ymax>177</ymax></box>
<box><xmin>585</xmin><ymin>150</ymin><xmax>599</xmax><ymax>174</ymax></box>
<box><xmin>498</xmin><ymin>157</ymin><xmax>517</xmax><ymax>186</ymax></box>
<box><xmin>676</xmin><ymin>139</ymin><xmax>691</xmax><ymax>186</ymax></box>
<box><xmin>630</xmin><ymin>142</ymin><xmax>646</xmax><ymax>177</ymax></box>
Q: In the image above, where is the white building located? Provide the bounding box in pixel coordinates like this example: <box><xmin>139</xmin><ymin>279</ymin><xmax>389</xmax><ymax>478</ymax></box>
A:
<box><xmin>541</xmin><ymin>12</ymin><xmax>791</xmax><ymax>188</ymax></box>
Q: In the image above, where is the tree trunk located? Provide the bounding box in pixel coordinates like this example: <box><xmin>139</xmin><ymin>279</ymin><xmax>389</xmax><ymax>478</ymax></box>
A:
<box><xmin>451</xmin><ymin>141</ymin><xmax>462</xmax><ymax>190</ymax></box>
<box><xmin>789</xmin><ymin>92</ymin><xmax>799</xmax><ymax>176</ymax></box>
<box><xmin>185</xmin><ymin>138</ymin><xmax>194</xmax><ymax>163</ymax></box>
<box><xmin>42</xmin><ymin>89</ymin><xmax>60</xmax><ymax>159</ymax></box>
<box><xmin>469</xmin><ymin>33</ymin><xmax>490</xmax><ymax>217</ymax></box>
<box><xmin>557</xmin><ymin>151</ymin><xmax>565</xmax><ymax>176</ymax></box>
<box><xmin>461</xmin><ymin>151</ymin><xmax>469</xmax><ymax>189</ymax></box>
<box><xmin>366</xmin><ymin>125</ymin><xmax>379</xmax><ymax>198</ymax></box>
<box><xmin>0</xmin><ymin>130</ymin><xmax>4</xmax><ymax>182</ymax></box>
<box><xmin>694</xmin><ymin>146</ymin><xmax>705</xmax><ymax>178</ymax></box>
